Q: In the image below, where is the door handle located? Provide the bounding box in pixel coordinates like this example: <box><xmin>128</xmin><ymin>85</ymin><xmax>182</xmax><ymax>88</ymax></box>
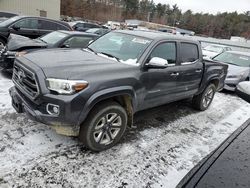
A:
<box><xmin>195</xmin><ymin>69</ymin><xmax>202</xmax><ymax>73</ymax></box>
<box><xmin>170</xmin><ymin>72</ymin><xmax>179</xmax><ymax>76</ymax></box>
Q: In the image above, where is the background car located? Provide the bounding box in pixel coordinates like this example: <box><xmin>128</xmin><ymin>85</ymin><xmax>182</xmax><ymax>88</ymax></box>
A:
<box><xmin>213</xmin><ymin>51</ymin><xmax>250</xmax><ymax>91</ymax></box>
<box><xmin>236</xmin><ymin>81</ymin><xmax>250</xmax><ymax>103</ymax></box>
<box><xmin>177</xmin><ymin>119</ymin><xmax>250</xmax><ymax>188</ymax></box>
<box><xmin>0</xmin><ymin>30</ymin><xmax>99</xmax><ymax>71</ymax></box>
<box><xmin>69</xmin><ymin>21</ymin><xmax>102</xmax><ymax>32</ymax></box>
<box><xmin>0</xmin><ymin>11</ymin><xmax>18</xmax><ymax>18</ymax></box>
<box><xmin>202</xmin><ymin>44</ymin><xmax>232</xmax><ymax>58</ymax></box>
<box><xmin>0</xmin><ymin>16</ymin><xmax>72</xmax><ymax>47</ymax></box>
<box><xmin>85</xmin><ymin>28</ymin><xmax>110</xmax><ymax>36</ymax></box>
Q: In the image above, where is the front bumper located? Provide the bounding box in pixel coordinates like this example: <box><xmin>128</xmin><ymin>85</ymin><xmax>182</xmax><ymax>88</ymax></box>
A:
<box><xmin>223</xmin><ymin>78</ymin><xmax>241</xmax><ymax>91</ymax></box>
<box><xmin>9</xmin><ymin>86</ymin><xmax>83</xmax><ymax>136</ymax></box>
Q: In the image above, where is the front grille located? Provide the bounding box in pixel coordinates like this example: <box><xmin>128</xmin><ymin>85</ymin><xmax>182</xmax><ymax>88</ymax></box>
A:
<box><xmin>13</xmin><ymin>63</ymin><xmax>39</xmax><ymax>99</ymax></box>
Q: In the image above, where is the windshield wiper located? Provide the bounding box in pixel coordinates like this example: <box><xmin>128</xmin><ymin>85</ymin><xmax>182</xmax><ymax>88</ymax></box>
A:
<box><xmin>37</xmin><ymin>38</ymin><xmax>47</xmax><ymax>44</ymax></box>
<box><xmin>85</xmin><ymin>47</ymin><xmax>97</xmax><ymax>54</ymax></box>
<box><xmin>98</xmin><ymin>52</ymin><xmax>120</xmax><ymax>62</ymax></box>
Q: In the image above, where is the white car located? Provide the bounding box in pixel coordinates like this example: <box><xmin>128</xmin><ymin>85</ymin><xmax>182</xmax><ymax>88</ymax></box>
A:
<box><xmin>202</xmin><ymin>44</ymin><xmax>232</xmax><ymax>59</ymax></box>
<box><xmin>236</xmin><ymin>81</ymin><xmax>250</xmax><ymax>103</ymax></box>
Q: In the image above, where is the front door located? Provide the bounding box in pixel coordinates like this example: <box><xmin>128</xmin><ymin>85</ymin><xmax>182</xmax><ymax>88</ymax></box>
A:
<box><xmin>10</xmin><ymin>18</ymin><xmax>40</xmax><ymax>38</ymax></box>
<box><xmin>140</xmin><ymin>41</ymin><xmax>180</xmax><ymax>110</ymax></box>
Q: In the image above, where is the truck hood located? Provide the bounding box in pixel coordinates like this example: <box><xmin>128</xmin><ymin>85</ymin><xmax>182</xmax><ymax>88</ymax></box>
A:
<box><xmin>22</xmin><ymin>48</ymin><xmax>134</xmax><ymax>79</ymax></box>
<box><xmin>7</xmin><ymin>34</ymin><xmax>47</xmax><ymax>51</ymax></box>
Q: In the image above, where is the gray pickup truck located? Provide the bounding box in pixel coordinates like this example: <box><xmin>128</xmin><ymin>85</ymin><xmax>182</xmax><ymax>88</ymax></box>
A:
<box><xmin>9</xmin><ymin>30</ymin><xmax>228</xmax><ymax>151</ymax></box>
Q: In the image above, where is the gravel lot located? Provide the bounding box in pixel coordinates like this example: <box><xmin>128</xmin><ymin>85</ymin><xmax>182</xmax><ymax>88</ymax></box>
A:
<box><xmin>0</xmin><ymin>72</ymin><xmax>250</xmax><ymax>188</ymax></box>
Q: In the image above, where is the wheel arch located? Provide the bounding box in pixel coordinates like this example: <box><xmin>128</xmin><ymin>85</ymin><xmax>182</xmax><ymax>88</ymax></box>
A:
<box><xmin>77</xmin><ymin>86</ymin><xmax>137</xmax><ymax>128</ymax></box>
<box><xmin>197</xmin><ymin>76</ymin><xmax>220</xmax><ymax>95</ymax></box>
<box><xmin>0</xmin><ymin>34</ymin><xmax>8</xmax><ymax>44</ymax></box>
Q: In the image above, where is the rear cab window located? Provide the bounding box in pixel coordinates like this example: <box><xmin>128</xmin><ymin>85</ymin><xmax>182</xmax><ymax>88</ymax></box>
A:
<box><xmin>180</xmin><ymin>42</ymin><xmax>199</xmax><ymax>63</ymax></box>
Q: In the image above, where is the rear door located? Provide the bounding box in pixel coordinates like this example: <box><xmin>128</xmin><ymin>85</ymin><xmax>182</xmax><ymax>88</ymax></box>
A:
<box><xmin>141</xmin><ymin>41</ymin><xmax>180</xmax><ymax>109</ymax></box>
<box><xmin>177</xmin><ymin>42</ymin><xmax>203</xmax><ymax>95</ymax></box>
<box><xmin>9</xmin><ymin>18</ymin><xmax>40</xmax><ymax>38</ymax></box>
<box><xmin>38</xmin><ymin>19</ymin><xmax>70</xmax><ymax>36</ymax></box>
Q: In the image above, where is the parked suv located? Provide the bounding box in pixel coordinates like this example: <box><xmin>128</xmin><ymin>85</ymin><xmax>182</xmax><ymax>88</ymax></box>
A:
<box><xmin>9</xmin><ymin>30</ymin><xmax>228</xmax><ymax>151</ymax></box>
<box><xmin>0</xmin><ymin>16</ymin><xmax>72</xmax><ymax>47</ymax></box>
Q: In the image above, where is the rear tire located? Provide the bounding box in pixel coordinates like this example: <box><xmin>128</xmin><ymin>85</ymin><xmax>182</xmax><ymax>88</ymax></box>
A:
<box><xmin>192</xmin><ymin>84</ymin><xmax>216</xmax><ymax>111</ymax></box>
<box><xmin>79</xmin><ymin>101</ymin><xmax>127</xmax><ymax>152</ymax></box>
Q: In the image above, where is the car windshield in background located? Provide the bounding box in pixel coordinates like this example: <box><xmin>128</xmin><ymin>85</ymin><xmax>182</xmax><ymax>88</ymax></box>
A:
<box><xmin>204</xmin><ymin>45</ymin><xmax>223</xmax><ymax>53</ymax></box>
<box><xmin>0</xmin><ymin>16</ymin><xmax>19</xmax><ymax>27</ymax></box>
<box><xmin>40</xmin><ymin>31</ymin><xmax>68</xmax><ymax>45</ymax></box>
<box><xmin>214</xmin><ymin>52</ymin><xmax>250</xmax><ymax>67</ymax></box>
<box><xmin>86</xmin><ymin>28</ymin><xmax>99</xmax><ymax>33</ymax></box>
<box><xmin>88</xmin><ymin>32</ymin><xmax>152</xmax><ymax>64</ymax></box>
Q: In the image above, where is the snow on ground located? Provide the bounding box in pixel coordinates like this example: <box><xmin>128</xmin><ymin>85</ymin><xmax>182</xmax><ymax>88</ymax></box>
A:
<box><xmin>0</xmin><ymin>72</ymin><xmax>250</xmax><ymax>188</ymax></box>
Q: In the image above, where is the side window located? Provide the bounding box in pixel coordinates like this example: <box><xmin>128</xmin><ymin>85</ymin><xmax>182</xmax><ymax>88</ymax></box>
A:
<box><xmin>14</xmin><ymin>18</ymin><xmax>38</xmax><ymax>29</ymax></box>
<box><xmin>63</xmin><ymin>36</ymin><xmax>94</xmax><ymax>48</ymax></box>
<box><xmin>85</xmin><ymin>23</ymin><xmax>99</xmax><ymax>28</ymax></box>
<box><xmin>150</xmin><ymin>42</ymin><xmax>176</xmax><ymax>65</ymax></box>
<box><xmin>180</xmin><ymin>43</ymin><xmax>199</xmax><ymax>63</ymax></box>
<box><xmin>38</xmin><ymin>20</ymin><xmax>62</xmax><ymax>30</ymax></box>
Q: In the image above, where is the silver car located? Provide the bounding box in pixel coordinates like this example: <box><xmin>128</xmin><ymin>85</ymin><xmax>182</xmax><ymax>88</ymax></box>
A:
<box><xmin>213</xmin><ymin>51</ymin><xmax>250</xmax><ymax>91</ymax></box>
<box><xmin>202</xmin><ymin>44</ymin><xmax>232</xmax><ymax>59</ymax></box>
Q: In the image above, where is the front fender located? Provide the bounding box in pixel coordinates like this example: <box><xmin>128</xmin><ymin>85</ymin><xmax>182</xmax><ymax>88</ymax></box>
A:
<box><xmin>77</xmin><ymin>86</ymin><xmax>137</xmax><ymax>126</ymax></box>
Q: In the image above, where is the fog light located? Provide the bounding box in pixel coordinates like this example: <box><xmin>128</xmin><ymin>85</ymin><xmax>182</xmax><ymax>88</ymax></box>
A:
<box><xmin>46</xmin><ymin>103</ymin><xmax>60</xmax><ymax>115</ymax></box>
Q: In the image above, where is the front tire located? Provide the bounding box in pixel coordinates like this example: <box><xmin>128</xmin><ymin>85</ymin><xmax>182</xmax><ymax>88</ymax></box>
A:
<box><xmin>192</xmin><ymin>84</ymin><xmax>216</xmax><ymax>111</ymax></box>
<box><xmin>79</xmin><ymin>101</ymin><xmax>127</xmax><ymax>151</ymax></box>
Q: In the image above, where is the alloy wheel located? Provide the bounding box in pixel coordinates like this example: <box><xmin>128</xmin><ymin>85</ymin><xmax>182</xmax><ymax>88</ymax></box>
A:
<box><xmin>93</xmin><ymin>113</ymin><xmax>122</xmax><ymax>145</ymax></box>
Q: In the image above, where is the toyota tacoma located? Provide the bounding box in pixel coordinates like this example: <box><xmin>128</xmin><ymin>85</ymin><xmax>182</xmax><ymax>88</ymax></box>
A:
<box><xmin>9</xmin><ymin>30</ymin><xmax>228</xmax><ymax>151</ymax></box>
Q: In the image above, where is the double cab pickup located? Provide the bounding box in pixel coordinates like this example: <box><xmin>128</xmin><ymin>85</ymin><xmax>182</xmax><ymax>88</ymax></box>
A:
<box><xmin>9</xmin><ymin>30</ymin><xmax>228</xmax><ymax>151</ymax></box>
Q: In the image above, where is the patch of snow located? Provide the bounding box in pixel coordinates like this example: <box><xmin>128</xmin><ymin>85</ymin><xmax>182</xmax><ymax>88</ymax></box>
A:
<box><xmin>0</xmin><ymin>72</ymin><xmax>249</xmax><ymax>187</ymax></box>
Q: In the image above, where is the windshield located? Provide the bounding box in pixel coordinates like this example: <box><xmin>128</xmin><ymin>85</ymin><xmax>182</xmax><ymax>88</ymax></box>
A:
<box><xmin>214</xmin><ymin>52</ymin><xmax>250</xmax><ymax>67</ymax></box>
<box><xmin>86</xmin><ymin>28</ymin><xmax>99</xmax><ymax>33</ymax></box>
<box><xmin>88</xmin><ymin>32</ymin><xmax>152</xmax><ymax>64</ymax></box>
<box><xmin>40</xmin><ymin>31</ymin><xmax>68</xmax><ymax>45</ymax></box>
<box><xmin>0</xmin><ymin>16</ymin><xmax>19</xmax><ymax>27</ymax></box>
<box><xmin>204</xmin><ymin>45</ymin><xmax>224</xmax><ymax>53</ymax></box>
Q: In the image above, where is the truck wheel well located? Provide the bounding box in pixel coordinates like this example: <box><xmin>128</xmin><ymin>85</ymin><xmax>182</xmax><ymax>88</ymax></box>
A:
<box><xmin>91</xmin><ymin>95</ymin><xmax>134</xmax><ymax>128</ymax></box>
<box><xmin>209</xmin><ymin>79</ymin><xmax>219</xmax><ymax>89</ymax></box>
<box><xmin>0</xmin><ymin>36</ymin><xmax>7</xmax><ymax>44</ymax></box>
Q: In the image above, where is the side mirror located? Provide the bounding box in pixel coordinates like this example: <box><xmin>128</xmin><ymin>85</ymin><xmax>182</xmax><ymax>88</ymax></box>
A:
<box><xmin>145</xmin><ymin>57</ymin><xmax>169</xmax><ymax>69</ymax></box>
<box><xmin>12</xmin><ymin>25</ymin><xmax>20</xmax><ymax>31</ymax></box>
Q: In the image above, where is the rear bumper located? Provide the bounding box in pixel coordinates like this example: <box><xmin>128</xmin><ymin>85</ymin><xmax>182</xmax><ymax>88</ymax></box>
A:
<box><xmin>9</xmin><ymin>86</ymin><xmax>82</xmax><ymax>136</ymax></box>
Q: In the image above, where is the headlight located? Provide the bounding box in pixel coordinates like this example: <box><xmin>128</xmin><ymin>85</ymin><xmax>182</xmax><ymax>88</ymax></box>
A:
<box><xmin>227</xmin><ymin>73</ymin><xmax>245</xmax><ymax>79</ymax></box>
<box><xmin>46</xmin><ymin>78</ymin><xmax>88</xmax><ymax>94</ymax></box>
<box><xmin>227</xmin><ymin>75</ymin><xmax>240</xmax><ymax>78</ymax></box>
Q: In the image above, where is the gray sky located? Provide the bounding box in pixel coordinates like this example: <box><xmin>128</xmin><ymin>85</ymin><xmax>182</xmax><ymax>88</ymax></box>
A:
<box><xmin>153</xmin><ymin>0</ymin><xmax>250</xmax><ymax>14</ymax></box>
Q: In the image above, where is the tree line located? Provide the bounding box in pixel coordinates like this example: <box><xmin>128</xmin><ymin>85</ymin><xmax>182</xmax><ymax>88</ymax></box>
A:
<box><xmin>61</xmin><ymin>0</ymin><xmax>250</xmax><ymax>39</ymax></box>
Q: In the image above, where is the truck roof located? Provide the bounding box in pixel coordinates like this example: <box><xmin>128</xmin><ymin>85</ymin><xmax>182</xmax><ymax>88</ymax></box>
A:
<box><xmin>115</xmin><ymin>30</ymin><xmax>199</xmax><ymax>43</ymax></box>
